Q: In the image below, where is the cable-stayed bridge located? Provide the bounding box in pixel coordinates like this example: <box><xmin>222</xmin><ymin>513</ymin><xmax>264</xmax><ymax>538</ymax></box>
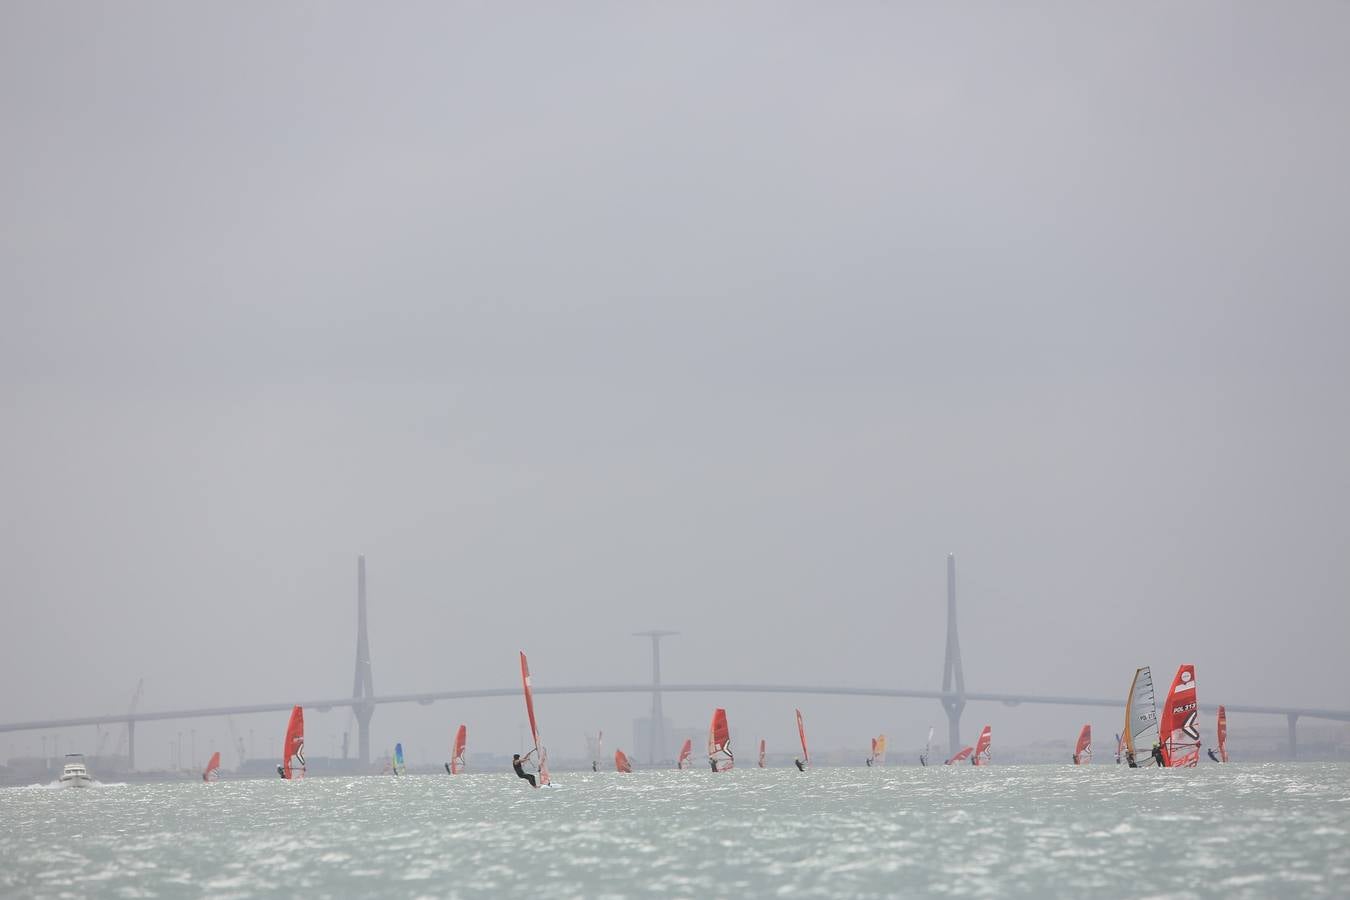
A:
<box><xmin>2</xmin><ymin>555</ymin><xmax>1345</xmax><ymax>767</ymax></box>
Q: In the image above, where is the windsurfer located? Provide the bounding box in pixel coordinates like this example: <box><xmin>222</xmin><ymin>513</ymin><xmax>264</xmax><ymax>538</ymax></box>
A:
<box><xmin>865</xmin><ymin>757</ymin><xmax>873</xmax><ymax>767</ymax></box>
<box><xmin>1072</xmin><ymin>752</ymin><xmax>1079</xmax><ymax>764</ymax></box>
<box><xmin>444</xmin><ymin>763</ymin><xmax>452</xmax><ymax>774</ymax></box>
<box><xmin>1207</xmin><ymin>748</ymin><xmax>1220</xmax><ymax>763</ymax></box>
<box><xmin>592</xmin><ymin>761</ymin><xmax>598</xmax><ymax>772</ymax></box>
<box><xmin>1151</xmin><ymin>741</ymin><xmax>1165</xmax><ymax>768</ymax></box>
<box><xmin>512</xmin><ymin>752</ymin><xmax>538</xmax><ymax>788</ymax></box>
<box><xmin>920</xmin><ymin>756</ymin><xmax>927</xmax><ymax>767</ymax></box>
<box><xmin>276</xmin><ymin>764</ymin><xmax>285</xmax><ymax>778</ymax></box>
<box><xmin>1125</xmin><ymin>749</ymin><xmax>1137</xmax><ymax>768</ymax></box>
<box><xmin>794</xmin><ymin>758</ymin><xmax>806</xmax><ymax>772</ymax></box>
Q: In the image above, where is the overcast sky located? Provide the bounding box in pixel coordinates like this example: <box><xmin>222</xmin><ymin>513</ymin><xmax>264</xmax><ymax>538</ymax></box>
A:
<box><xmin>3</xmin><ymin>2</ymin><xmax>1348</xmax><ymax>769</ymax></box>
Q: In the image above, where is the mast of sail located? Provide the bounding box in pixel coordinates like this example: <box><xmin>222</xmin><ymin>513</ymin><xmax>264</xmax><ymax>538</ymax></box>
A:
<box><xmin>1216</xmin><ymin>705</ymin><xmax>1228</xmax><ymax>763</ymax></box>
<box><xmin>281</xmin><ymin>705</ymin><xmax>305</xmax><ymax>779</ymax></box>
<box><xmin>795</xmin><ymin>709</ymin><xmax>810</xmax><ymax>767</ymax></box>
<box><xmin>677</xmin><ymin>738</ymin><xmax>692</xmax><ymax>770</ymax></box>
<box><xmin>708</xmin><ymin>708</ymin><xmax>733</xmax><ymax>772</ymax></box>
<box><xmin>615</xmin><ymin>749</ymin><xmax>632</xmax><ymax>773</ymax></box>
<box><xmin>1074</xmin><ymin>725</ymin><xmax>1092</xmax><ymax>765</ymax></box>
<box><xmin>1160</xmin><ymin>664</ymin><xmax>1200</xmax><ymax>768</ymax></box>
<box><xmin>202</xmin><ymin>750</ymin><xmax>221</xmax><ymax>783</ymax></box>
<box><xmin>972</xmin><ymin>725</ymin><xmax>992</xmax><ymax>766</ymax></box>
<box><xmin>1124</xmin><ymin>666</ymin><xmax>1159</xmax><ymax>767</ymax></box>
<box><xmin>519</xmin><ymin>651</ymin><xmax>550</xmax><ymax>785</ymax></box>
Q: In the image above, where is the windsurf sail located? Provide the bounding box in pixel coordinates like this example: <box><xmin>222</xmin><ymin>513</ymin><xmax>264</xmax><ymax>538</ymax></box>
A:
<box><xmin>1115</xmin><ymin>732</ymin><xmax>1124</xmax><ymax>765</ymax></box>
<box><xmin>921</xmin><ymin>726</ymin><xmax>934</xmax><ymax>766</ymax></box>
<box><xmin>677</xmin><ymin>738</ymin><xmax>693</xmax><ymax>770</ymax></box>
<box><xmin>594</xmin><ymin>730</ymin><xmax>603</xmax><ymax>771</ymax></box>
<box><xmin>450</xmin><ymin>725</ymin><xmax>467</xmax><ymax>774</ymax></box>
<box><xmin>972</xmin><ymin>725</ymin><xmax>992</xmax><ymax>766</ymax></box>
<box><xmin>795</xmin><ymin>708</ymin><xmax>810</xmax><ymax>767</ymax></box>
<box><xmin>945</xmin><ymin>746</ymin><xmax>974</xmax><ymax>765</ymax></box>
<box><xmin>1216</xmin><ymin>705</ymin><xmax>1228</xmax><ymax>763</ymax></box>
<box><xmin>1074</xmin><ymin>724</ymin><xmax>1092</xmax><ymax>765</ymax></box>
<box><xmin>1160</xmin><ymin>664</ymin><xmax>1200</xmax><ymax>768</ymax></box>
<box><xmin>758</xmin><ymin>738</ymin><xmax>766</xmax><ymax>768</ymax></box>
<box><xmin>615</xmin><ymin>749</ymin><xmax>632</xmax><ymax>773</ymax></box>
<box><xmin>393</xmin><ymin>742</ymin><xmax>406</xmax><ymax>776</ymax></box>
<box><xmin>708</xmin><ymin>708</ymin><xmax>733</xmax><ymax>772</ymax></box>
<box><xmin>1122</xmin><ymin>666</ymin><xmax>1159</xmax><ymax>767</ymax></box>
<box><xmin>874</xmin><ymin>734</ymin><xmax>887</xmax><ymax>766</ymax></box>
<box><xmin>281</xmin><ymin>705</ymin><xmax>305</xmax><ymax>779</ymax></box>
<box><xmin>519</xmin><ymin>651</ymin><xmax>550</xmax><ymax>786</ymax></box>
<box><xmin>202</xmin><ymin>750</ymin><xmax>221</xmax><ymax>783</ymax></box>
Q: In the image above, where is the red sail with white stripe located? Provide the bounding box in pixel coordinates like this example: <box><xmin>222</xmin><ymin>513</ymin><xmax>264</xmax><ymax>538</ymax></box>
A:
<box><xmin>708</xmin><ymin>708</ymin><xmax>733</xmax><ymax>772</ymax></box>
<box><xmin>519</xmin><ymin>651</ymin><xmax>550</xmax><ymax>785</ymax></box>
<box><xmin>945</xmin><ymin>746</ymin><xmax>974</xmax><ymax>765</ymax></box>
<box><xmin>972</xmin><ymin>725</ymin><xmax>992</xmax><ymax>766</ymax></box>
<box><xmin>1216</xmin><ymin>705</ymin><xmax>1229</xmax><ymax>763</ymax></box>
<box><xmin>450</xmin><ymin>725</ymin><xmax>467</xmax><ymax>774</ymax></box>
<box><xmin>1161</xmin><ymin>664</ymin><xmax>1200</xmax><ymax>768</ymax></box>
<box><xmin>1074</xmin><ymin>725</ymin><xmax>1092</xmax><ymax>765</ymax></box>
<box><xmin>202</xmin><ymin>750</ymin><xmax>221</xmax><ymax>783</ymax></box>
<box><xmin>281</xmin><ymin>706</ymin><xmax>305</xmax><ymax>779</ymax></box>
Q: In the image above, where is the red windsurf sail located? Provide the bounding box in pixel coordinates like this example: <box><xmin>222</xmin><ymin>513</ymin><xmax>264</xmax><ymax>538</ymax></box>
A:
<box><xmin>450</xmin><ymin>724</ymin><xmax>467</xmax><ymax>774</ymax></box>
<box><xmin>519</xmin><ymin>651</ymin><xmax>550</xmax><ymax>785</ymax></box>
<box><xmin>1161</xmin><ymin>664</ymin><xmax>1200</xmax><ymax>768</ymax></box>
<box><xmin>281</xmin><ymin>705</ymin><xmax>305</xmax><ymax>779</ymax></box>
<box><xmin>1074</xmin><ymin>725</ymin><xmax>1092</xmax><ymax>765</ymax></box>
<box><xmin>708</xmin><ymin>708</ymin><xmax>733</xmax><ymax>772</ymax></box>
<box><xmin>870</xmin><ymin>737</ymin><xmax>877</xmax><ymax>764</ymax></box>
<box><xmin>677</xmin><ymin>738</ymin><xmax>693</xmax><ymax>769</ymax></box>
<box><xmin>945</xmin><ymin>746</ymin><xmax>974</xmax><ymax>765</ymax></box>
<box><xmin>1216</xmin><ymin>705</ymin><xmax>1228</xmax><ymax>763</ymax></box>
<box><xmin>795</xmin><ymin>708</ymin><xmax>810</xmax><ymax>767</ymax></box>
<box><xmin>972</xmin><ymin>725</ymin><xmax>992</xmax><ymax>766</ymax></box>
<box><xmin>758</xmin><ymin>738</ymin><xmax>766</xmax><ymax>768</ymax></box>
<box><xmin>202</xmin><ymin>750</ymin><xmax>221</xmax><ymax>783</ymax></box>
<box><xmin>615</xmin><ymin>749</ymin><xmax>632</xmax><ymax>773</ymax></box>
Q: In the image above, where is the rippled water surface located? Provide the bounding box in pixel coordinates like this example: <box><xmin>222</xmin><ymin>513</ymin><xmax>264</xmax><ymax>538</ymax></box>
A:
<box><xmin>3</xmin><ymin>763</ymin><xmax>1348</xmax><ymax>898</ymax></box>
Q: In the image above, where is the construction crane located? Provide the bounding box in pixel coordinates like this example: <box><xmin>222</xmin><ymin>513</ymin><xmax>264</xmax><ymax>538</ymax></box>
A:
<box><xmin>226</xmin><ymin>717</ymin><xmax>247</xmax><ymax>768</ymax></box>
<box><xmin>112</xmin><ymin>679</ymin><xmax>144</xmax><ymax>762</ymax></box>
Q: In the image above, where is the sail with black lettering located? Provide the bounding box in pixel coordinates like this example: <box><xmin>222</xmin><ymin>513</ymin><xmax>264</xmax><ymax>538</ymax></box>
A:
<box><xmin>1160</xmin><ymin>664</ymin><xmax>1200</xmax><ymax>768</ymax></box>
<box><xmin>1122</xmin><ymin>666</ymin><xmax>1159</xmax><ymax>767</ymax></box>
<box><xmin>280</xmin><ymin>705</ymin><xmax>305</xmax><ymax>779</ymax></box>
<box><xmin>1074</xmin><ymin>725</ymin><xmax>1092</xmax><ymax>765</ymax></box>
<box><xmin>972</xmin><ymin>725</ymin><xmax>992</xmax><ymax>766</ymax></box>
<box><xmin>519</xmin><ymin>651</ymin><xmax>551</xmax><ymax>786</ymax></box>
<box><xmin>708</xmin><ymin>708</ymin><xmax>733</xmax><ymax>772</ymax></box>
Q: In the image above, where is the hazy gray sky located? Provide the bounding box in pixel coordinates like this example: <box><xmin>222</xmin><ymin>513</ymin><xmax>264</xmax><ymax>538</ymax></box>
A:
<box><xmin>3</xmin><ymin>2</ymin><xmax>1348</xmax><ymax>768</ymax></box>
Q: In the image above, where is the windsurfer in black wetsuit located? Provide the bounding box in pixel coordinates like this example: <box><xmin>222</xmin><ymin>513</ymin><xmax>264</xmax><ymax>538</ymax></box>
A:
<box><xmin>866</xmin><ymin>757</ymin><xmax>873</xmax><ymax>767</ymax></box>
<box><xmin>1207</xmin><ymin>748</ymin><xmax>1220</xmax><ymax>763</ymax></box>
<box><xmin>794</xmin><ymin>758</ymin><xmax>806</xmax><ymax>772</ymax></box>
<box><xmin>277</xmin><ymin>764</ymin><xmax>285</xmax><ymax>778</ymax></box>
<box><xmin>444</xmin><ymin>763</ymin><xmax>452</xmax><ymax>775</ymax></box>
<box><xmin>1151</xmin><ymin>741</ymin><xmax>1166</xmax><ymax>768</ymax></box>
<box><xmin>710</xmin><ymin>758</ymin><xmax>719</xmax><ymax>772</ymax></box>
<box><xmin>512</xmin><ymin>753</ymin><xmax>537</xmax><ymax>788</ymax></box>
<box><xmin>592</xmin><ymin>760</ymin><xmax>598</xmax><ymax>772</ymax></box>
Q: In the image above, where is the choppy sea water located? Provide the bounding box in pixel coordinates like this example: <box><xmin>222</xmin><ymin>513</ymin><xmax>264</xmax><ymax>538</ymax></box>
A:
<box><xmin>3</xmin><ymin>763</ymin><xmax>1348</xmax><ymax>899</ymax></box>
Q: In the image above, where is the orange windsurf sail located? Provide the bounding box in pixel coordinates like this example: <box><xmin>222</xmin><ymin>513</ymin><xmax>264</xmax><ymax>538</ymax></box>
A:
<box><xmin>281</xmin><ymin>705</ymin><xmax>305</xmax><ymax>779</ymax></box>
<box><xmin>519</xmin><ymin>651</ymin><xmax>550</xmax><ymax>786</ymax></box>
<box><xmin>1161</xmin><ymin>664</ymin><xmax>1200</xmax><ymax>768</ymax></box>
<box><xmin>202</xmin><ymin>750</ymin><xmax>221</xmax><ymax>783</ymax></box>
<box><xmin>972</xmin><ymin>725</ymin><xmax>992</xmax><ymax>766</ymax></box>
<box><xmin>677</xmin><ymin>738</ymin><xmax>692</xmax><ymax>769</ymax></box>
<box><xmin>708</xmin><ymin>708</ymin><xmax>733</xmax><ymax>772</ymax></box>
<box><xmin>1074</xmin><ymin>724</ymin><xmax>1092</xmax><ymax>765</ymax></box>
<box><xmin>450</xmin><ymin>724</ymin><xmax>467</xmax><ymax>774</ymax></box>
<box><xmin>615</xmin><ymin>749</ymin><xmax>632</xmax><ymax>773</ymax></box>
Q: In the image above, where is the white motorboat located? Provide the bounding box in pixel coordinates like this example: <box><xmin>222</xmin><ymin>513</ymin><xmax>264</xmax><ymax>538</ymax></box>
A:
<box><xmin>58</xmin><ymin>753</ymin><xmax>94</xmax><ymax>788</ymax></box>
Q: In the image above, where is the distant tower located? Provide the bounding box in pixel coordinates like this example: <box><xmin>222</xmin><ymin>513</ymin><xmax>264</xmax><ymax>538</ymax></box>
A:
<box><xmin>352</xmin><ymin>555</ymin><xmax>376</xmax><ymax>767</ymax></box>
<box><xmin>634</xmin><ymin>631</ymin><xmax>677</xmax><ymax>764</ymax></box>
<box><xmin>941</xmin><ymin>554</ymin><xmax>966</xmax><ymax>756</ymax></box>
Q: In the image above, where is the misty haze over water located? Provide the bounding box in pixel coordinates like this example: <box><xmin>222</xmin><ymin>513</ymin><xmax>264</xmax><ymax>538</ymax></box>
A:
<box><xmin>3</xmin><ymin>3</ymin><xmax>1348</xmax><ymax>772</ymax></box>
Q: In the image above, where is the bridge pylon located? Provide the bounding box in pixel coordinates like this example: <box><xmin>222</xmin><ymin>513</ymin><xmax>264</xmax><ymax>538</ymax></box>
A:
<box><xmin>634</xmin><ymin>631</ymin><xmax>677</xmax><ymax>764</ymax></box>
<box><xmin>941</xmin><ymin>553</ymin><xmax>966</xmax><ymax>757</ymax></box>
<box><xmin>352</xmin><ymin>555</ymin><xmax>376</xmax><ymax>767</ymax></box>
